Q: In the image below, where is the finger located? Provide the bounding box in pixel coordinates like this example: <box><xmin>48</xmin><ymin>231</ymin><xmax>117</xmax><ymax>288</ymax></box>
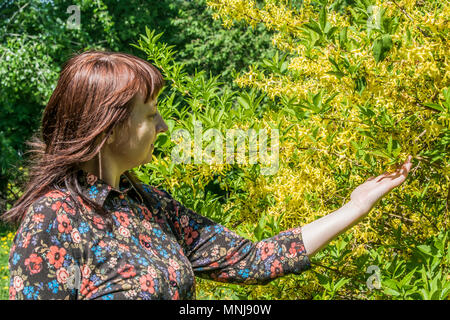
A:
<box><xmin>400</xmin><ymin>158</ymin><xmax>413</xmax><ymax>173</ymax></box>
<box><xmin>403</xmin><ymin>155</ymin><xmax>413</xmax><ymax>168</ymax></box>
<box><xmin>378</xmin><ymin>168</ymin><xmax>405</xmax><ymax>182</ymax></box>
<box><xmin>376</xmin><ymin>156</ymin><xmax>413</xmax><ymax>181</ymax></box>
<box><xmin>394</xmin><ymin>156</ymin><xmax>413</xmax><ymax>174</ymax></box>
<box><xmin>390</xmin><ymin>164</ymin><xmax>413</xmax><ymax>183</ymax></box>
<box><xmin>402</xmin><ymin>162</ymin><xmax>413</xmax><ymax>174</ymax></box>
<box><xmin>375</xmin><ymin>170</ymin><xmax>406</xmax><ymax>189</ymax></box>
<box><xmin>376</xmin><ymin>172</ymin><xmax>390</xmax><ymax>181</ymax></box>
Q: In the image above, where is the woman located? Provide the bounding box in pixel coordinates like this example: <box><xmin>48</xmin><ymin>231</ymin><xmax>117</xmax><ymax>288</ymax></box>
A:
<box><xmin>2</xmin><ymin>51</ymin><xmax>413</xmax><ymax>300</ymax></box>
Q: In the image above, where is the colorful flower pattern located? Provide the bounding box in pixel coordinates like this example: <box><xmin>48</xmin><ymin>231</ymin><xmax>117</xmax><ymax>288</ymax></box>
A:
<box><xmin>8</xmin><ymin>169</ymin><xmax>311</xmax><ymax>300</ymax></box>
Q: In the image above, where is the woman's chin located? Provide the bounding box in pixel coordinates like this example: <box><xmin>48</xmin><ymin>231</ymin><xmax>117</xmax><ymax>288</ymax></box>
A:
<box><xmin>136</xmin><ymin>155</ymin><xmax>152</xmax><ymax>167</ymax></box>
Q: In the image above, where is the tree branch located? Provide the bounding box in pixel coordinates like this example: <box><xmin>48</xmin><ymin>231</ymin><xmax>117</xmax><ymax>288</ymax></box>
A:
<box><xmin>390</xmin><ymin>0</ymin><xmax>432</xmax><ymax>38</ymax></box>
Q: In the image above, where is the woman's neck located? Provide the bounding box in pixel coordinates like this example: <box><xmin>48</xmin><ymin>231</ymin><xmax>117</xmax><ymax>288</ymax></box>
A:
<box><xmin>78</xmin><ymin>151</ymin><xmax>123</xmax><ymax>189</ymax></box>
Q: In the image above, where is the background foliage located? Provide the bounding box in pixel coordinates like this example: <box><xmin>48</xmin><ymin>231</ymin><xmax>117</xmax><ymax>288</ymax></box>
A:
<box><xmin>132</xmin><ymin>0</ymin><xmax>449</xmax><ymax>299</ymax></box>
<box><xmin>0</xmin><ymin>0</ymin><xmax>274</xmax><ymax>213</ymax></box>
<box><xmin>1</xmin><ymin>0</ymin><xmax>449</xmax><ymax>299</ymax></box>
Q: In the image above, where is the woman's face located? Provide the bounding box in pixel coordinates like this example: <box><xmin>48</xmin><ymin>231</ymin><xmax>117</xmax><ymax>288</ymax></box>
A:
<box><xmin>111</xmin><ymin>91</ymin><xmax>168</xmax><ymax>168</ymax></box>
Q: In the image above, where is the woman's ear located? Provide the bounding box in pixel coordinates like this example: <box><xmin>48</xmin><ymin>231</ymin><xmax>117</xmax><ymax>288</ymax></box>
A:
<box><xmin>106</xmin><ymin>129</ymin><xmax>116</xmax><ymax>144</ymax></box>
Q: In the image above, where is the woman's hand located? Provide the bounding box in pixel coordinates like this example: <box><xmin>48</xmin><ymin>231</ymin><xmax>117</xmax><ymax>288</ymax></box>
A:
<box><xmin>349</xmin><ymin>155</ymin><xmax>413</xmax><ymax>214</ymax></box>
<box><xmin>302</xmin><ymin>155</ymin><xmax>413</xmax><ymax>257</ymax></box>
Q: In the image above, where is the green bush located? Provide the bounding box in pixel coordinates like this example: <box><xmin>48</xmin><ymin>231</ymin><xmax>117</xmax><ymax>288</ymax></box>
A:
<box><xmin>129</xmin><ymin>25</ymin><xmax>449</xmax><ymax>299</ymax></box>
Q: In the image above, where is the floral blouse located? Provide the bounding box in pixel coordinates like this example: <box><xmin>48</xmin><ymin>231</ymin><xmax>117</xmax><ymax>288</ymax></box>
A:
<box><xmin>8</xmin><ymin>168</ymin><xmax>311</xmax><ymax>300</ymax></box>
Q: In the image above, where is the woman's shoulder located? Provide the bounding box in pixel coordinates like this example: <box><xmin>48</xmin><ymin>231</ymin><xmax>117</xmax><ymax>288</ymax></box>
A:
<box><xmin>29</xmin><ymin>188</ymin><xmax>74</xmax><ymax>213</ymax></box>
<box><xmin>135</xmin><ymin>179</ymin><xmax>174</xmax><ymax>202</ymax></box>
<box><xmin>138</xmin><ymin>183</ymin><xmax>179</xmax><ymax>213</ymax></box>
<box><xmin>9</xmin><ymin>189</ymin><xmax>80</xmax><ymax>275</ymax></box>
<box><xmin>140</xmin><ymin>183</ymin><xmax>171</xmax><ymax>198</ymax></box>
<box><xmin>19</xmin><ymin>188</ymin><xmax>76</xmax><ymax>232</ymax></box>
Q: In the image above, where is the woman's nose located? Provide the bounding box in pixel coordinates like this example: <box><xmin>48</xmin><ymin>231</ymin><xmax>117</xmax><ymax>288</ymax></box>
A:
<box><xmin>157</xmin><ymin>117</ymin><xmax>169</xmax><ymax>134</ymax></box>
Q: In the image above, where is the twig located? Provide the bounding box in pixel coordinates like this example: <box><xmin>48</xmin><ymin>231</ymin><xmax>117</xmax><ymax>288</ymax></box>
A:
<box><xmin>388</xmin><ymin>213</ymin><xmax>414</xmax><ymax>223</ymax></box>
<box><xmin>231</xmin><ymin>219</ymin><xmax>244</xmax><ymax>228</ymax></box>
<box><xmin>409</xmin><ymin>176</ymin><xmax>441</xmax><ymax>232</ymax></box>
<box><xmin>297</xmin><ymin>146</ymin><xmax>364</xmax><ymax>168</ymax></box>
<box><xmin>409</xmin><ymin>160</ymin><xmax>421</xmax><ymax>176</ymax></box>
<box><xmin>323</xmin><ymin>193</ymin><xmax>346</xmax><ymax>206</ymax></box>
<box><xmin>4</xmin><ymin>2</ymin><xmax>30</xmax><ymax>31</ymax></box>
<box><xmin>420</xmin><ymin>207</ymin><xmax>440</xmax><ymax>233</ymax></box>
<box><xmin>445</xmin><ymin>187</ymin><xmax>449</xmax><ymax>230</ymax></box>
<box><xmin>5</xmin><ymin>33</ymin><xmax>38</xmax><ymax>39</ymax></box>
<box><xmin>414</xmin><ymin>129</ymin><xmax>427</xmax><ymax>143</ymax></box>
<box><xmin>320</xmin><ymin>116</ymin><xmax>368</xmax><ymax>125</ymax></box>
<box><xmin>310</xmin><ymin>261</ymin><xmax>367</xmax><ymax>287</ymax></box>
<box><xmin>390</xmin><ymin>0</ymin><xmax>432</xmax><ymax>37</ymax></box>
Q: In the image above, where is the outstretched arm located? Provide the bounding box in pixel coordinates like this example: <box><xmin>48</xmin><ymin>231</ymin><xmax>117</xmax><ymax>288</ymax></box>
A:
<box><xmin>302</xmin><ymin>155</ymin><xmax>413</xmax><ymax>258</ymax></box>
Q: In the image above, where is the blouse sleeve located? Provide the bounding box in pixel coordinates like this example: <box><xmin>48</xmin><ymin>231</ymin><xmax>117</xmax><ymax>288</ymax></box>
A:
<box><xmin>8</xmin><ymin>194</ymin><xmax>80</xmax><ymax>300</ymax></box>
<box><xmin>152</xmin><ymin>187</ymin><xmax>312</xmax><ymax>285</ymax></box>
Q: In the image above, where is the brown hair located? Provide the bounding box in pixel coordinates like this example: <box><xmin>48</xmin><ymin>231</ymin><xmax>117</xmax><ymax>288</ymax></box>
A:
<box><xmin>1</xmin><ymin>50</ymin><xmax>164</xmax><ymax>227</ymax></box>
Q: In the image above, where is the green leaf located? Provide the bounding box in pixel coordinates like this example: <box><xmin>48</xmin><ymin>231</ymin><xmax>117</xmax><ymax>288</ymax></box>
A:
<box><xmin>387</xmin><ymin>135</ymin><xmax>392</xmax><ymax>155</ymax></box>
<box><xmin>373</xmin><ymin>34</ymin><xmax>393</xmax><ymax>63</ymax></box>
<box><xmin>305</xmin><ymin>20</ymin><xmax>323</xmax><ymax>35</ymax></box>
<box><xmin>319</xmin><ymin>7</ymin><xmax>327</xmax><ymax>31</ymax></box>
<box><xmin>339</xmin><ymin>27</ymin><xmax>348</xmax><ymax>48</ymax></box>
<box><xmin>254</xmin><ymin>213</ymin><xmax>267</xmax><ymax>241</ymax></box>
<box><xmin>313</xmin><ymin>90</ymin><xmax>324</xmax><ymax>109</ymax></box>
<box><xmin>326</xmin><ymin>70</ymin><xmax>345</xmax><ymax>79</ymax></box>
<box><xmin>417</xmin><ymin>245</ymin><xmax>433</xmax><ymax>256</ymax></box>
<box><xmin>420</xmin><ymin>288</ymin><xmax>430</xmax><ymax>300</ymax></box>
<box><xmin>328</xmin><ymin>57</ymin><xmax>341</xmax><ymax>72</ymax></box>
<box><xmin>423</xmin><ymin>103</ymin><xmax>444</xmax><ymax>112</ymax></box>
<box><xmin>383</xmin><ymin>286</ymin><xmax>401</xmax><ymax>296</ymax></box>
<box><xmin>399</xmin><ymin>268</ymin><xmax>418</xmax><ymax>287</ymax></box>
<box><xmin>316</xmin><ymin>272</ymin><xmax>330</xmax><ymax>286</ymax></box>
<box><xmin>334</xmin><ymin>278</ymin><xmax>351</xmax><ymax>291</ymax></box>
<box><xmin>367</xmin><ymin>149</ymin><xmax>391</xmax><ymax>159</ymax></box>
<box><xmin>326</xmin><ymin>26</ymin><xmax>338</xmax><ymax>38</ymax></box>
<box><xmin>440</xmin><ymin>285</ymin><xmax>450</xmax><ymax>300</ymax></box>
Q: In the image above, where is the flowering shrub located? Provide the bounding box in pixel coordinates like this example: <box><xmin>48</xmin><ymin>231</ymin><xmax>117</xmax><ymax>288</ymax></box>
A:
<box><xmin>0</xmin><ymin>230</ymin><xmax>14</xmax><ymax>300</ymax></box>
<box><xmin>131</xmin><ymin>0</ymin><xmax>449</xmax><ymax>300</ymax></box>
<box><xmin>0</xmin><ymin>0</ymin><xmax>447</xmax><ymax>300</ymax></box>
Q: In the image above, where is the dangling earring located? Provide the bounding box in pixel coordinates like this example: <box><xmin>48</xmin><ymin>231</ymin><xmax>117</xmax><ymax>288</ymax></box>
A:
<box><xmin>98</xmin><ymin>148</ymin><xmax>103</xmax><ymax>180</ymax></box>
